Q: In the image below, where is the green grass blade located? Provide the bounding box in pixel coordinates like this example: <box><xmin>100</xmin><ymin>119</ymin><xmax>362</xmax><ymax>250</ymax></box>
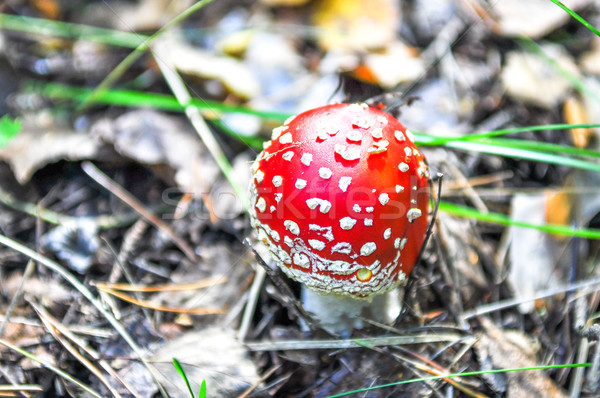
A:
<box><xmin>548</xmin><ymin>0</ymin><xmax>600</xmax><ymax>38</ymax></box>
<box><xmin>198</xmin><ymin>380</ymin><xmax>207</xmax><ymax>398</ymax></box>
<box><xmin>0</xmin><ymin>13</ymin><xmax>146</xmax><ymax>48</ymax></box>
<box><xmin>33</xmin><ymin>81</ymin><xmax>291</xmax><ymax>121</ymax></box>
<box><xmin>417</xmin><ymin>136</ymin><xmax>600</xmax><ymax>173</ymax></box>
<box><xmin>439</xmin><ymin>201</ymin><xmax>600</xmax><ymax>239</ymax></box>
<box><xmin>172</xmin><ymin>358</ymin><xmax>195</xmax><ymax>398</ymax></box>
<box><xmin>417</xmin><ymin>123</ymin><xmax>600</xmax><ymax>144</ymax></box>
<box><xmin>0</xmin><ymin>115</ymin><xmax>21</xmax><ymax>147</ymax></box>
<box><xmin>324</xmin><ymin>363</ymin><xmax>590</xmax><ymax>398</ymax></box>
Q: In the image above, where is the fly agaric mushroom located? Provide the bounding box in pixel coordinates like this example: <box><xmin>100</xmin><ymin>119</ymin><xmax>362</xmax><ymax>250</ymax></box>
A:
<box><xmin>249</xmin><ymin>103</ymin><xmax>429</xmax><ymax>332</ymax></box>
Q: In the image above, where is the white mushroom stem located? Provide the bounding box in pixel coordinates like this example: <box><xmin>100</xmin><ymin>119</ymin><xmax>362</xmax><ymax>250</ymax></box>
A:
<box><xmin>300</xmin><ymin>287</ymin><xmax>401</xmax><ymax>336</ymax></box>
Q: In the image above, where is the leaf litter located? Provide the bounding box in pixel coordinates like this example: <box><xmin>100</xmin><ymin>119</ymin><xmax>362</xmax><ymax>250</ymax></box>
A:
<box><xmin>0</xmin><ymin>0</ymin><xmax>600</xmax><ymax>397</ymax></box>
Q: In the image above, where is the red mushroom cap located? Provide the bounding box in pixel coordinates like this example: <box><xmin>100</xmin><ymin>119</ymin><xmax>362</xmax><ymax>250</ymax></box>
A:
<box><xmin>249</xmin><ymin>103</ymin><xmax>429</xmax><ymax>298</ymax></box>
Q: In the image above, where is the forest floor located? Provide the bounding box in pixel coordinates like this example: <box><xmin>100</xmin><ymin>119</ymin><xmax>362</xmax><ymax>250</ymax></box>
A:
<box><xmin>1</xmin><ymin>0</ymin><xmax>600</xmax><ymax>397</ymax></box>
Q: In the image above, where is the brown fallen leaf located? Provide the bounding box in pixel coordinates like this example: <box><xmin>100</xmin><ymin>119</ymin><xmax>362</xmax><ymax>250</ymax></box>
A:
<box><xmin>475</xmin><ymin>317</ymin><xmax>567</xmax><ymax>398</ymax></box>
<box><xmin>312</xmin><ymin>0</ymin><xmax>399</xmax><ymax>51</ymax></box>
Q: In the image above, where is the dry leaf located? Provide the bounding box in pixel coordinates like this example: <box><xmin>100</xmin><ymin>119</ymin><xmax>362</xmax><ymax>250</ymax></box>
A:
<box><xmin>0</xmin><ymin>112</ymin><xmax>101</xmax><ymax>183</ymax></box>
<box><xmin>362</xmin><ymin>42</ymin><xmax>425</xmax><ymax>88</ymax></box>
<box><xmin>476</xmin><ymin>318</ymin><xmax>568</xmax><ymax>398</ymax></box>
<box><xmin>491</xmin><ymin>0</ymin><xmax>594</xmax><ymax>39</ymax></box>
<box><xmin>564</xmin><ymin>96</ymin><xmax>593</xmax><ymax>148</ymax></box>
<box><xmin>153</xmin><ymin>32</ymin><xmax>260</xmax><ymax>99</ymax></box>
<box><xmin>312</xmin><ymin>0</ymin><xmax>399</xmax><ymax>51</ymax></box>
<box><xmin>501</xmin><ymin>44</ymin><xmax>580</xmax><ymax>109</ymax></box>
<box><xmin>580</xmin><ymin>37</ymin><xmax>600</xmax><ymax>76</ymax></box>
<box><xmin>92</xmin><ymin>109</ymin><xmax>220</xmax><ymax>196</ymax></box>
<box><xmin>508</xmin><ymin>194</ymin><xmax>564</xmax><ymax>312</ymax></box>
<box><xmin>151</xmin><ymin>328</ymin><xmax>260</xmax><ymax>397</ymax></box>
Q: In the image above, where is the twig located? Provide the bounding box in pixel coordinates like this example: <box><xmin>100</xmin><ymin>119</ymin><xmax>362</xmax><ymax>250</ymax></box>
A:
<box><xmin>0</xmin><ymin>259</ymin><xmax>34</xmax><ymax>337</ymax></box>
<box><xmin>461</xmin><ymin>277</ymin><xmax>600</xmax><ymax>321</ymax></box>
<box><xmin>81</xmin><ymin>161</ymin><xmax>197</xmax><ymax>262</ymax></box>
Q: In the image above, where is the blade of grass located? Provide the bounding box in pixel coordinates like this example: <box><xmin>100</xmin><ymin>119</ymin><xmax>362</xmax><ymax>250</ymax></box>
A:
<box><xmin>548</xmin><ymin>0</ymin><xmax>600</xmax><ymax>38</ymax></box>
<box><xmin>78</xmin><ymin>0</ymin><xmax>216</xmax><ymax>110</ymax></box>
<box><xmin>0</xmin><ymin>115</ymin><xmax>21</xmax><ymax>148</ymax></box>
<box><xmin>153</xmin><ymin>51</ymin><xmax>250</xmax><ymax>210</ymax></box>
<box><xmin>323</xmin><ymin>363</ymin><xmax>591</xmax><ymax>398</ymax></box>
<box><xmin>439</xmin><ymin>201</ymin><xmax>600</xmax><ymax>239</ymax></box>
<box><xmin>417</xmin><ymin>137</ymin><xmax>600</xmax><ymax>173</ymax></box>
<box><xmin>416</xmin><ymin>123</ymin><xmax>600</xmax><ymax>144</ymax></box>
<box><xmin>0</xmin><ymin>13</ymin><xmax>146</xmax><ymax>48</ymax></box>
<box><xmin>172</xmin><ymin>358</ymin><xmax>195</xmax><ymax>398</ymax></box>
<box><xmin>33</xmin><ymin>81</ymin><xmax>291</xmax><ymax>121</ymax></box>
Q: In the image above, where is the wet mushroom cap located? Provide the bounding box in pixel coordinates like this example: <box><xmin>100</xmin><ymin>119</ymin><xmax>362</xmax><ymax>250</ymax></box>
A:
<box><xmin>249</xmin><ymin>103</ymin><xmax>430</xmax><ymax>298</ymax></box>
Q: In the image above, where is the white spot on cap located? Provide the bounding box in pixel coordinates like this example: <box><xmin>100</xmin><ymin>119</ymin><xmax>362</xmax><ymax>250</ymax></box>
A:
<box><xmin>262</xmin><ymin>140</ymin><xmax>272</xmax><ymax>149</ymax></box>
<box><xmin>256</xmin><ymin>197</ymin><xmax>266</xmax><ymax>213</ymax></box>
<box><xmin>348</xmin><ymin>103</ymin><xmax>367</xmax><ymax>112</ymax></box>
<box><xmin>272</xmin><ymin>175</ymin><xmax>283</xmax><ymax>187</ymax></box>
<box><xmin>371</xmin><ymin>127</ymin><xmax>383</xmax><ymax>139</ymax></box>
<box><xmin>306</xmin><ymin>198</ymin><xmax>331</xmax><ymax>213</ymax></box>
<box><xmin>331</xmin><ymin>242</ymin><xmax>352</xmax><ymax>255</ymax></box>
<box><xmin>284</xmin><ymin>236</ymin><xmax>293</xmax><ymax>247</ymax></box>
<box><xmin>308</xmin><ymin>239</ymin><xmax>326</xmax><ymax>251</ymax></box>
<box><xmin>377</xmin><ymin>116</ymin><xmax>388</xmax><ymax>125</ymax></box>
<box><xmin>319</xmin><ymin>167</ymin><xmax>332</xmax><ymax>179</ymax></box>
<box><xmin>284</xmin><ymin>220</ymin><xmax>300</xmax><ymax>235</ymax></box>
<box><xmin>398</xmin><ymin>162</ymin><xmax>409</xmax><ymax>172</ymax></box>
<box><xmin>405</xmin><ymin>130</ymin><xmax>415</xmax><ymax>142</ymax></box>
<box><xmin>317</xmin><ymin>124</ymin><xmax>338</xmax><ymax>140</ymax></box>
<box><xmin>318</xmin><ymin>200</ymin><xmax>332</xmax><ymax>213</ymax></box>
<box><xmin>306</xmin><ymin>198</ymin><xmax>319</xmax><ymax>210</ymax></box>
<box><xmin>251</xmin><ymin>161</ymin><xmax>259</xmax><ymax>173</ymax></box>
<box><xmin>295</xmin><ymin>179</ymin><xmax>307</xmax><ymax>189</ymax></box>
<box><xmin>352</xmin><ymin>116</ymin><xmax>372</xmax><ymax>129</ymax></box>
<box><xmin>394</xmin><ymin>237</ymin><xmax>401</xmax><ymax>249</ymax></box>
<box><xmin>254</xmin><ymin>170</ymin><xmax>264</xmax><ymax>183</ymax></box>
<box><xmin>334</xmin><ymin>144</ymin><xmax>361</xmax><ymax>161</ymax></box>
<box><xmin>366</xmin><ymin>207</ymin><xmax>374</xmax><ymax>213</ymax></box>
<box><xmin>275</xmin><ymin>193</ymin><xmax>283</xmax><ymax>203</ymax></box>
<box><xmin>279</xmin><ymin>132</ymin><xmax>293</xmax><ymax>144</ymax></box>
<box><xmin>271</xmin><ymin>125</ymin><xmax>288</xmax><ymax>140</ymax></box>
<box><xmin>360</xmin><ymin>242</ymin><xmax>377</xmax><ymax>256</ymax></box>
<box><xmin>282</xmin><ymin>151</ymin><xmax>294</xmax><ymax>161</ymax></box>
<box><xmin>270</xmin><ymin>205</ymin><xmax>276</xmax><ymax>213</ymax></box>
<box><xmin>293</xmin><ymin>253</ymin><xmax>310</xmax><ymax>268</ymax></box>
<box><xmin>284</xmin><ymin>115</ymin><xmax>296</xmax><ymax>125</ymax></box>
<box><xmin>394</xmin><ymin>130</ymin><xmax>405</xmax><ymax>142</ymax></box>
<box><xmin>396</xmin><ymin>185</ymin><xmax>404</xmax><ymax>193</ymax></box>
<box><xmin>340</xmin><ymin>217</ymin><xmax>357</xmax><ymax>230</ymax></box>
<box><xmin>384</xmin><ymin>228</ymin><xmax>392</xmax><ymax>239</ymax></box>
<box><xmin>301</xmin><ymin>153</ymin><xmax>313</xmax><ymax>166</ymax></box>
<box><xmin>367</xmin><ymin>140</ymin><xmax>390</xmax><ymax>154</ymax></box>
<box><xmin>378</xmin><ymin>193</ymin><xmax>390</xmax><ymax>205</ymax></box>
<box><xmin>346</xmin><ymin>130</ymin><xmax>362</xmax><ymax>142</ymax></box>
<box><xmin>404</xmin><ymin>147</ymin><xmax>412</xmax><ymax>157</ymax></box>
<box><xmin>309</xmin><ymin>224</ymin><xmax>334</xmax><ymax>241</ymax></box>
<box><xmin>270</xmin><ymin>230</ymin><xmax>280</xmax><ymax>242</ymax></box>
<box><xmin>364</xmin><ymin>218</ymin><xmax>373</xmax><ymax>226</ymax></box>
<box><xmin>407</xmin><ymin>208</ymin><xmax>422</xmax><ymax>222</ymax></box>
<box><xmin>338</xmin><ymin>177</ymin><xmax>352</xmax><ymax>192</ymax></box>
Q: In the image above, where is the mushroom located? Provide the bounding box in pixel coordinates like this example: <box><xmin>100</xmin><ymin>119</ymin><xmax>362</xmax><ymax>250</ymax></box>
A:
<box><xmin>249</xmin><ymin>103</ymin><xmax>430</xmax><ymax>333</ymax></box>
